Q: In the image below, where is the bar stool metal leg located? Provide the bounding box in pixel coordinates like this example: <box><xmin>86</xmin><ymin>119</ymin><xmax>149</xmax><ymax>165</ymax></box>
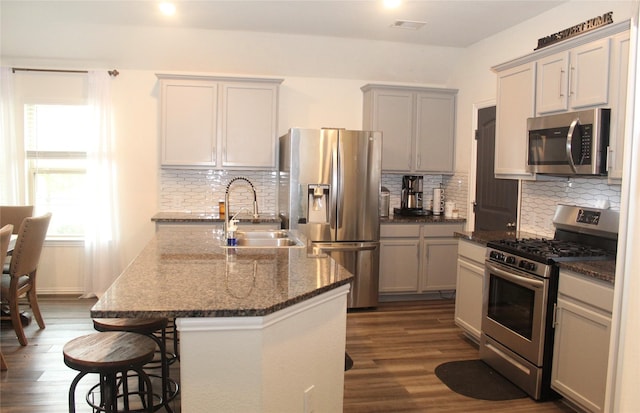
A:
<box><xmin>64</xmin><ymin>331</ymin><xmax>156</xmax><ymax>413</ymax></box>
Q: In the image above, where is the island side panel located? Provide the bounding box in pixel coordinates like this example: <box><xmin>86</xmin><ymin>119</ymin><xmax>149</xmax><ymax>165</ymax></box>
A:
<box><xmin>176</xmin><ymin>284</ymin><xmax>350</xmax><ymax>413</ymax></box>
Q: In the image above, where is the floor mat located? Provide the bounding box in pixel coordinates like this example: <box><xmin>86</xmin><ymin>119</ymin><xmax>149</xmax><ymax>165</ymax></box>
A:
<box><xmin>435</xmin><ymin>359</ymin><xmax>527</xmax><ymax>401</ymax></box>
<box><xmin>345</xmin><ymin>352</ymin><xmax>353</xmax><ymax>371</ymax></box>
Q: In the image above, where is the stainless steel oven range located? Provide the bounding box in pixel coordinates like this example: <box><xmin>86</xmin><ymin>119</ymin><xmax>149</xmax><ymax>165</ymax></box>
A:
<box><xmin>480</xmin><ymin>204</ymin><xmax>619</xmax><ymax>400</ymax></box>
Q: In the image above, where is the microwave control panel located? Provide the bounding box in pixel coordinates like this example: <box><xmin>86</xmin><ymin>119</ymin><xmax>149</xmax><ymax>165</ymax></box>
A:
<box><xmin>577</xmin><ymin>124</ymin><xmax>593</xmax><ymax>165</ymax></box>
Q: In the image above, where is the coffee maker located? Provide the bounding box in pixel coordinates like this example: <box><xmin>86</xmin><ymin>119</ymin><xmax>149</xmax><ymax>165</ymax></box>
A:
<box><xmin>394</xmin><ymin>175</ymin><xmax>430</xmax><ymax>216</ymax></box>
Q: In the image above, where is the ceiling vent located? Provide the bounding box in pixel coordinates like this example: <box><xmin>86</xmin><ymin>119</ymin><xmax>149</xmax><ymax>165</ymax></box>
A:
<box><xmin>390</xmin><ymin>20</ymin><xmax>426</xmax><ymax>30</ymax></box>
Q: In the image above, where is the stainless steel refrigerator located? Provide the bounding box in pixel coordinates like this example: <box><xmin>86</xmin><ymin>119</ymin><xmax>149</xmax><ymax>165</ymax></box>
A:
<box><xmin>279</xmin><ymin>128</ymin><xmax>381</xmax><ymax>308</ymax></box>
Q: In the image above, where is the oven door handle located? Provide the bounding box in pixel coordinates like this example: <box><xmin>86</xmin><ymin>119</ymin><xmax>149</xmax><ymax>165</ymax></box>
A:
<box><xmin>485</xmin><ymin>261</ymin><xmax>545</xmax><ymax>290</ymax></box>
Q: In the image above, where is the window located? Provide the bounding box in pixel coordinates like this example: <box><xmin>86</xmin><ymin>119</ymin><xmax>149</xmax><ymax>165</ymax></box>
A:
<box><xmin>24</xmin><ymin>104</ymin><xmax>89</xmax><ymax>238</ymax></box>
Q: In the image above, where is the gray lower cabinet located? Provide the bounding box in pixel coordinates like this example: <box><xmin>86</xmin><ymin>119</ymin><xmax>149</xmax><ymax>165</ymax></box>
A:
<box><xmin>379</xmin><ymin>223</ymin><xmax>463</xmax><ymax>298</ymax></box>
<box><xmin>421</xmin><ymin>225</ymin><xmax>462</xmax><ymax>291</ymax></box>
<box><xmin>379</xmin><ymin>224</ymin><xmax>421</xmax><ymax>293</ymax></box>
<box><xmin>551</xmin><ymin>269</ymin><xmax>614</xmax><ymax>413</ymax></box>
<box><xmin>454</xmin><ymin>239</ymin><xmax>486</xmax><ymax>342</ymax></box>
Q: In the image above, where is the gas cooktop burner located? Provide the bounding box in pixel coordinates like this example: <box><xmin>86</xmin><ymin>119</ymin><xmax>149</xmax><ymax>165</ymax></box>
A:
<box><xmin>489</xmin><ymin>238</ymin><xmax>614</xmax><ymax>262</ymax></box>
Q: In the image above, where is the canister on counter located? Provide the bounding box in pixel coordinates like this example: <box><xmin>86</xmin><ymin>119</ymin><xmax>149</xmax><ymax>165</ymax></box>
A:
<box><xmin>380</xmin><ymin>187</ymin><xmax>390</xmax><ymax>217</ymax></box>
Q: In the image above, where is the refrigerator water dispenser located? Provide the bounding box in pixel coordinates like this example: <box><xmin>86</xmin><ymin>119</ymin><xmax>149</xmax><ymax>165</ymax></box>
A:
<box><xmin>308</xmin><ymin>184</ymin><xmax>330</xmax><ymax>224</ymax></box>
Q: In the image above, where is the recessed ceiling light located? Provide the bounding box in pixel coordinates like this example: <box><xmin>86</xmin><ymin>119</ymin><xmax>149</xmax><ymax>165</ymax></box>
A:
<box><xmin>390</xmin><ymin>20</ymin><xmax>426</xmax><ymax>30</ymax></box>
<box><xmin>384</xmin><ymin>0</ymin><xmax>402</xmax><ymax>9</ymax></box>
<box><xmin>159</xmin><ymin>2</ymin><xmax>176</xmax><ymax>16</ymax></box>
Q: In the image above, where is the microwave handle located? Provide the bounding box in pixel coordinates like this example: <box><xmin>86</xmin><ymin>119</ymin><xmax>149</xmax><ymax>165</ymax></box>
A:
<box><xmin>566</xmin><ymin>118</ymin><xmax>580</xmax><ymax>173</ymax></box>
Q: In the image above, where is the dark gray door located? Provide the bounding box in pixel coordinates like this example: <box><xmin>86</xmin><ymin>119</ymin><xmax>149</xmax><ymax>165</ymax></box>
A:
<box><xmin>474</xmin><ymin>106</ymin><xmax>518</xmax><ymax>231</ymax></box>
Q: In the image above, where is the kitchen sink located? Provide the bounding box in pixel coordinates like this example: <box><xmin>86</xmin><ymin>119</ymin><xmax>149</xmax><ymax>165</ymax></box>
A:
<box><xmin>235</xmin><ymin>238</ymin><xmax>301</xmax><ymax>247</ymax></box>
<box><xmin>221</xmin><ymin>230</ymin><xmax>305</xmax><ymax>248</ymax></box>
<box><xmin>236</xmin><ymin>230</ymin><xmax>290</xmax><ymax>239</ymax></box>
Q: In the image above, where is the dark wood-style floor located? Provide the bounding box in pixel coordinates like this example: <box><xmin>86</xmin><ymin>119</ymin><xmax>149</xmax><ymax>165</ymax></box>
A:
<box><xmin>0</xmin><ymin>297</ymin><xmax>575</xmax><ymax>412</ymax></box>
<box><xmin>344</xmin><ymin>300</ymin><xmax>574</xmax><ymax>413</ymax></box>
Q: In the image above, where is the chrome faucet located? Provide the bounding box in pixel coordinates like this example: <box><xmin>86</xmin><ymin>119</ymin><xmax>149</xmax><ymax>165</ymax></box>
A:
<box><xmin>224</xmin><ymin>177</ymin><xmax>259</xmax><ymax>231</ymax></box>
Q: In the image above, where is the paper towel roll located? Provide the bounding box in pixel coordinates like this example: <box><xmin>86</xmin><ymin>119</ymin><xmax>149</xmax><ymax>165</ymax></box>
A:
<box><xmin>433</xmin><ymin>188</ymin><xmax>444</xmax><ymax>215</ymax></box>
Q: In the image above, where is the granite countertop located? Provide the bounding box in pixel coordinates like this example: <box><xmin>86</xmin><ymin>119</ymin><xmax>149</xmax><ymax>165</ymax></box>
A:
<box><xmin>91</xmin><ymin>228</ymin><xmax>353</xmax><ymax>319</ymax></box>
<box><xmin>381</xmin><ymin>214</ymin><xmax>466</xmax><ymax>224</ymax></box>
<box><xmin>454</xmin><ymin>230</ymin><xmax>616</xmax><ymax>284</ymax></box>
<box><xmin>155</xmin><ymin>211</ymin><xmax>466</xmax><ymax>225</ymax></box>
<box><xmin>152</xmin><ymin>211</ymin><xmax>281</xmax><ymax>224</ymax></box>
<box><xmin>559</xmin><ymin>260</ymin><xmax>616</xmax><ymax>284</ymax></box>
<box><xmin>454</xmin><ymin>229</ymin><xmax>540</xmax><ymax>245</ymax></box>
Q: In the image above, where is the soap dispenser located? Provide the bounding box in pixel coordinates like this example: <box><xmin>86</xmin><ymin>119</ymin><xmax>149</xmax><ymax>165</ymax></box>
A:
<box><xmin>226</xmin><ymin>219</ymin><xmax>239</xmax><ymax>246</ymax></box>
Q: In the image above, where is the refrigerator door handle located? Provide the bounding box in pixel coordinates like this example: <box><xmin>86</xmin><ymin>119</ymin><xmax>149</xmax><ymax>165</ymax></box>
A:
<box><xmin>312</xmin><ymin>242</ymin><xmax>378</xmax><ymax>252</ymax></box>
<box><xmin>333</xmin><ymin>132</ymin><xmax>342</xmax><ymax>234</ymax></box>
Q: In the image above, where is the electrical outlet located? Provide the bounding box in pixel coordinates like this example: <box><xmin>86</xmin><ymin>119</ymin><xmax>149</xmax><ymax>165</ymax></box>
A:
<box><xmin>304</xmin><ymin>385</ymin><xmax>315</xmax><ymax>413</ymax></box>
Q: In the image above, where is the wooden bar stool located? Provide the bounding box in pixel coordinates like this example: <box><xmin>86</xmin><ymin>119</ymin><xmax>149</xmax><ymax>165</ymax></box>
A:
<box><xmin>63</xmin><ymin>331</ymin><xmax>156</xmax><ymax>413</ymax></box>
<box><xmin>93</xmin><ymin>318</ymin><xmax>179</xmax><ymax>412</ymax></box>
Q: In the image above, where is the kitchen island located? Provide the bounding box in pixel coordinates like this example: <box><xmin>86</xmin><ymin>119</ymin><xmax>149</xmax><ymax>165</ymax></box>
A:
<box><xmin>91</xmin><ymin>226</ymin><xmax>353</xmax><ymax>412</ymax></box>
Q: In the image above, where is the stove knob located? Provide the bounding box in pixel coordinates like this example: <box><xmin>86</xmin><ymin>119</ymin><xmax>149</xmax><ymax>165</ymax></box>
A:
<box><xmin>523</xmin><ymin>262</ymin><xmax>537</xmax><ymax>271</ymax></box>
<box><xmin>506</xmin><ymin>256</ymin><xmax>516</xmax><ymax>265</ymax></box>
<box><xmin>490</xmin><ymin>251</ymin><xmax>504</xmax><ymax>261</ymax></box>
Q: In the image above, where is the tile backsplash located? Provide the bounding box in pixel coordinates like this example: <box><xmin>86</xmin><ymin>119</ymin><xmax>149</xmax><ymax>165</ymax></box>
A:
<box><xmin>159</xmin><ymin>169</ymin><xmax>620</xmax><ymax>238</ymax></box>
<box><xmin>520</xmin><ymin>177</ymin><xmax>621</xmax><ymax>237</ymax></box>
<box><xmin>159</xmin><ymin>169</ymin><xmax>278</xmax><ymax>214</ymax></box>
<box><xmin>381</xmin><ymin>173</ymin><xmax>469</xmax><ymax>218</ymax></box>
<box><xmin>159</xmin><ymin>169</ymin><xmax>471</xmax><ymax>219</ymax></box>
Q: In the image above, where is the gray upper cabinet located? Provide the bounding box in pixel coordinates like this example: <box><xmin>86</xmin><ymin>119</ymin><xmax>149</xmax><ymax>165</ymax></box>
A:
<box><xmin>362</xmin><ymin>84</ymin><xmax>457</xmax><ymax>174</ymax></box>
<box><xmin>158</xmin><ymin>74</ymin><xmax>283</xmax><ymax>169</ymax></box>
<box><xmin>494</xmin><ymin>62</ymin><xmax>536</xmax><ymax>179</ymax></box>
<box><xmin>160</xmin><ymin>78</ymin><xmax>218</xmax><ymax>167</ymax></box>
<box><xmin>536</xmin><ymin>38</ymin><xmax>610</xmax><ymax>115</ymax></box>
<box><xmin>607</xmin><ymin>31</ymin><xmax>631</xmax><ymax>183</ymax></box>
<box><xmin>492</xmin><ymin>20</ymin><xmax>630</xmax><ymax>181</ymax></box>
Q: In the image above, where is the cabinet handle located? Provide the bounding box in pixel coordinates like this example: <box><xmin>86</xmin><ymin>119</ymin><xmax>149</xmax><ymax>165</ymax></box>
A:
<box><xmin>552</xmin><ymin>303</ymin><xmax>558</xmax><ymax>328</ymax></box>
<box><xmin>559</xmin><ymin>69</ymin><xmax>565</xmax><ymax>97</ymax></box>
<box><xmin>569</xmin><ymin>66</ymin><xmax>575</xmax><ymax>96</ymax></box>
<box><xmin>607</xmin><ymin>145</ymin><xmax>612</xmax><ymax>171</ymax></box>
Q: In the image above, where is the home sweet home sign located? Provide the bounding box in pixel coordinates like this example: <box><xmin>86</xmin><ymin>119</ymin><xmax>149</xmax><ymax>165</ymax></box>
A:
<box><xmin>535</xmin><ymin>11</ymin><xmax>614</xmax><ymax>50</ymax></box>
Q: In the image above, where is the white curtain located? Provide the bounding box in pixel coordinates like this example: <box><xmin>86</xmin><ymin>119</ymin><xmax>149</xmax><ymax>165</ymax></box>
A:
<box><xmin>83</xmin><ymin>70</ymin><xmax>120</xmax><ymax>297</ymax></box>
<box><xmin>0</xmin><ymin>67</ymin><xmax>20</xmax><ymax>204</ymax></box>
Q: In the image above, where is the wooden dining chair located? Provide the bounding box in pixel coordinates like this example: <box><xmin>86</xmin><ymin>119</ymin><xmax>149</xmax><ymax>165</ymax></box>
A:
<box><xmin>0</xmin><ymin>213</ymin><xmax>51</xmax><ymax>346</ymax></box>
<box><xmin>0</xmin><ymin>205</ymin><xmax>34</xmax><ymax>235</ymax></box>
<box><xmin>0</xmin><ymin>224</ymin><xmax>13</xmax><ymax>369</ymax></box>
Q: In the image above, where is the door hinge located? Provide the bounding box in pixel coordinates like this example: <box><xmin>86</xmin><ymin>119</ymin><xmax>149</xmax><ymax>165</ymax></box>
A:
<box><xmin>474</xmin><ymin>129</ymin><xmax>480</xmax><ymax>140</ymax></box>
<box><xmin>472</xmin><ymin>201</ymin><xmax>478</xmax><ymax>213</ymax></box>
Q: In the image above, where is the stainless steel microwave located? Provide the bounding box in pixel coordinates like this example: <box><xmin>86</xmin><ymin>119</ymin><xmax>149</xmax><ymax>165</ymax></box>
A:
<box><xmin>526</xmin><ymin>108</ymin><xmax>610</xmax><ymax>175</ymax></box>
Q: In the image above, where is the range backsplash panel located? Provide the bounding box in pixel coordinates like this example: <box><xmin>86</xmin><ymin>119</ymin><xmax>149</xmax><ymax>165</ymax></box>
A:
<box><xmin>520</xmin><ymin>177</ymin><xmax>621</xmax><ymax>237</ymax></box>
